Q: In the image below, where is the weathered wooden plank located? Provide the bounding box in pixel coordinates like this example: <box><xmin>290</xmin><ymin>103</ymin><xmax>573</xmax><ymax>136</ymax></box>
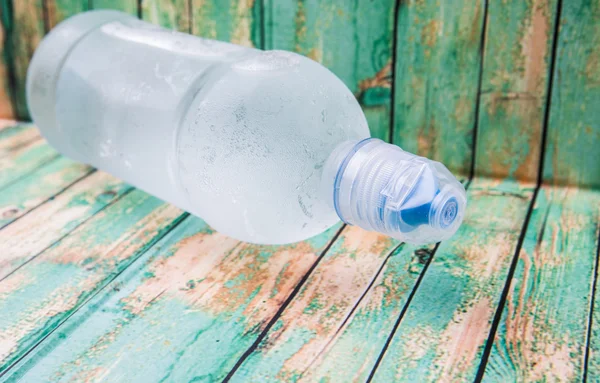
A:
<box><xmin>0</xmin><ymin>4</ymin><xmax>14</xmax><ymax>118</ymax></box>
<box><xmin>10</xmin><ymin>0</ymin><xmax>45</xmax><ymax>120</ymax></box>
<box><xmin>392</xmin><ymin>0</ymin><xmax>485</xmax><ymax>177</ymax></box>
<box><xmin>46</xmin><ymin>0</ymin><xmax>89</xmax><ymax>29</ymax></box>
<box><xmin>0</xmin><ymin>157</ymin><xmax>91</xmax><ymax>228</ymax></box>
<box><xmin>0</xmin><ymin>139</ymin><xmax>58</xmax><ymax>189</ymax></box>
<box><xmin>0</xmin><ymin>171</ymin><xmax>130</xmax><ymax>280</ymax></box>
<box><xmin>0</xmin><ymin>123</ymin><xmax>39</xmax><ymax>158</ymax></box>
<box><xmin>0</xmin><ymin>190</ymin><xmax>183</xmax><ymax>373</ymax></box>
<box><xmin>370</xmin><ymin>178</ymin><xmax>535</xmax><ymax>382</ymax></box>
<box><xmin>141</xmin><ymin>0</ymin><xmax>190</xmax><ymax>31</ymax></box>
<box><xmin>230</xmin><ymin>228</ymin><xmax>435</xmax><ymax>382</ymax></box>
<box><xmin>476</xmin><ymin>0</ymin><xmax>558</xmax><ymax>182</ymax></box>
<box><xmin>264</xmin><ymin>0</ymin><xmax>395</xmax><ymax>141</ymax></box>
<box><xmin>484</xmin><ymin>186</ymin><xmax>600</xmax><ymax>381</ymax></box>
<box><xmin>191</xmin><ymin>0</ymin><xmax>262</xmax><ymax>47</ymax></box>
<box><xmin>2</xmin><ymin>218</ymin><xmax>342</xmax><ymax>381</ymax></box>
<box><xmin>0</xmin><ymin>119</ymin><xmax>17</xmax><ymax>132</ymax></box>
<box><xmin>543</xmin><ymin>0</ymin><xmax>600</xmax><ymax>189</ymax></box>
<box><xmin>90</xmin><ymin>0</ymin><xmax>138</xmax><ymax>15</ymax></box>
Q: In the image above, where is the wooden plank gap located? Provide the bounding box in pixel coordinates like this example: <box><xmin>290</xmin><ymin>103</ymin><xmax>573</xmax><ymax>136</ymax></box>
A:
<box><xmin>222</xmin><ymin>224</ymin><xmax>347</xmax><ymax>382</ymax></box>
<box><xmin>0</xmin><ymin>184</ymin><xmax>134</xmax><ymax>284</ymax></box>
<box><xmin>537</xmin><ymin>0</ymin><xmax>562</xmax><ymax>188</ymax></box>
<box><xmin>366</xmin><ymin>240</ymin><xmax>441</xmax><ymax>383</ymax></box>
<box><xmin>474</xmin><ymin>184</ymin><xmax>541</xmax><ymax>380</ymax></box>
<box><xmin>365</xmin><ymin>179</ymin><xmax>474</xmax><ymax>382</ymax></box>
<box><xmin>295</xmin><ymin>241</ymin><xmax>407</xmax><ymax>379</ymax></box>
<box><xmin>0</xmin><ymin>168</ymin><xmax>96</xmax><ymax>230</ymax></box>
<box><xmin>0</xmin><ymin>212</ymin><xmax>190</xmax><ymax>379</ymax></box>
<box><xmin>469</xmin><ymin>0</ymin><xmax>490</xmax><ymax>182</ymax></box>
<box><xmin>388</xmin><ymin>0</ymin><xmax>401</xmax><ymax>145</ymax></box>
<box><xmin>583</xmin><ymin>225</ymin><xmax>600</xmax><ymax>382</ymax></box>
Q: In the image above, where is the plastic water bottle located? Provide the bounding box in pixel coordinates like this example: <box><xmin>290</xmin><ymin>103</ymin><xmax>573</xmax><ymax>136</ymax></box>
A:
<box><xmin>27</xmin><ymin>10</ymin><xmax>466</xmax><ymax>245</ymax></box>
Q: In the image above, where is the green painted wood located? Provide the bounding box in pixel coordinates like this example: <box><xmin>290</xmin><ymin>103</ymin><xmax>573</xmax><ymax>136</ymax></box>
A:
<box><xmin>0</xmin><ymin>189</ymin><xmax>183</xmax><ymax>373</ymax></box>
<box><xmin>191</xmin><ymin>0</ymin><xmax>262</xmax><ymax>47</ymax></box>
<box><xmin>0</xmin><ymin>157</ymin><xmax>91</xmax><ymax>228</ymax></box>
<box><xmin>264</xmin><ymin>0</ymin><xmax>395</xmax><ymax>141</ymax></box>
<box><xmin>141</xmin><ymin>0</ymin><xmax>190</xmax><ymax>32</ymax></box>
<box><xmin>9</xmin><ymin>0</ymin><xmax>45</xmax><ymax>120</ymax></box>
<box><xmin>231</xmin><ymin>227</ymin><xmax>435</xmax><ymax>382</ymax></box>
<box><xmin>0</xmin><ymin>7</ymin><xmax>14</xmax><ymax>118</ymax></box>
<box><xmin>0</xmin><ymin>122</ymin><xmax>38</xmax><ymax>157</ymax></box>
<box><xmin>2</xmin><ymin>218</ymin><xmax>342</xmax><ymax>381</ymax></box>
<box><xmin>46</xmin><ymin>0</ymin><xmax>89</xmax><ymax>29</ymax></box>
<box><xmin>0</xmin><ymin>119</ymin><xmax>17</xmax><ymax>132</ymax></box>
<box><xmin>0</xmin><ymin>139</ymin><xmax>59</xmax><ymax>189</ymax></box>
<box><xmin>371</xmin><ymin>178</ymin><xmax>535</xmax><ymax>382</ymax></box>
<box><xmin>484</xmin><ymin>186</ymin><xmax>600</xmax><ymax>381</ymax></box>
<box><xmin>392</xmin><ymin>0</ymin><xmax>485</xmax><ymax>178</ymax></box>
<box><xmin>0</xmin><ymin>171</ymin><xmax>130</xmax><ymax>280</ymax></box>
<box><xmin>90</xmin><ymin>0</ymin><xmax>138</xmax><ymax>15</ymax></box>
<box><xmin>543</xmin><ymin>0</ymin><xmax>600</xmax><ymax>189</ymax></box>
<box><xmin>476</xmin><ymin>0</ymin><xmax>557</xmax><ymax>183</ymax></box>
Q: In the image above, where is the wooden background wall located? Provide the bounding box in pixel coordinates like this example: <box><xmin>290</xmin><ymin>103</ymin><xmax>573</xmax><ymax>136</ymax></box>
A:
<box><xmin>0</xmin><ymin>0</ymin><xmax>598</xmax><ymax>188</ymax></box>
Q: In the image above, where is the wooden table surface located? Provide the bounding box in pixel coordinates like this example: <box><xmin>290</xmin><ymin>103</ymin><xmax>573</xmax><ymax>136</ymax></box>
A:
<box><xmin>0</xmin><ymin>0</ymin><xmax>599</xmax><ymax>381</ymax></box>
<box><xmin>0</xmin><ymin>120</ymin><xmax>598</xmax><ymax>382</ymax></box>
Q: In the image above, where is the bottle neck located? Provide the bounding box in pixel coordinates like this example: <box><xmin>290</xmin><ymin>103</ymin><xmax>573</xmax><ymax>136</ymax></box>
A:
<box><xmin>321</xmin><ymin>138</ymin><xmax>467</xmax><ymax>245</ymax></box>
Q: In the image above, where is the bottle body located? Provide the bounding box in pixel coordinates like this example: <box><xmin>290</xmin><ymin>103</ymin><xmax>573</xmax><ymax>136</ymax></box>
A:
<box><xmin>27</xmin><ymin>11</ymin><xmax>370</xmax><ymax>244</ymax></box>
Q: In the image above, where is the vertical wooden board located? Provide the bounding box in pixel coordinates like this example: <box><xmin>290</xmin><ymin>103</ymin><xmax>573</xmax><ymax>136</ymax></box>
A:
<box><xmin>141</xmin><ymin>0</ymin><xmax>190</xmax><ymax>31</ymax></box>
<box><xmin>392</xmin><ymin>0</ymin><xmax>485</xmax><ymax>177</ymax></box>
<box><xmin>0</xmin><ymin>157</ymin><xmax>91</xmax><ymax>228</ymax></box>
<box><xmin>0</xmin><ymin>189</ymin><xmax>183</xmax><ymax>373</ymax></box>
<box><xmin>46</xmin><ymin>0</ymin><xmax>89</xmax><ymax>29</ymax></box>
<box><xmin>230</xmin><ymin>228</ymin><xmax>435</xmax><ymax>382</ymax></box>
<box><xmin>0</xmin><ymin>140</ymin><xmax>59</xmax><ymax>189</ymax></box>
<box><xmin>0</xmin><ymin>3</ymin><xmax>14</xmax><ymax>118</ymax></box>
<box><xmin>0</xmin><ymin>172</ymin><xmax>130</xmax><ymax>279</ymax></box>
<box><xmin>10</xmin><ymin>0</ymin><xmax>45</xmax><ymax>120</ymax></box>
<box><xmin>265</xmin><ymin>0</ymin><xmax>395</xmax><ymax>141</ymax></box>
<box><xmin>370</xmin><ymin>178</ymin><xmax>535</xmax><ymax>382</ymax></box>
<box><xmin>3</xmin><ymin>219</ymin><xmax>342</xmax><ymax>382</ymax></box>
<box><xmin>543</xmin><ymin>0</ymin><xmax>600</xmax><ymax>189</ymax></box>
<box><xmin>484</xmin><ymin>187</ymin><xmax>600</xmax><ymax>382</ymax></box>
<box><xmin>476</xmin><ymin>0</ymin><xmax>557</xmax><ymax>183</ymax></box>
<box><xmin>191</xmin><ymin>0</ymin><xmax>262</xmax><ymax>47</ymax></box>
<box><xmin>90</xmin><ymin>0</ymin><xmax>138</xmax><ymax>15</ymax></box>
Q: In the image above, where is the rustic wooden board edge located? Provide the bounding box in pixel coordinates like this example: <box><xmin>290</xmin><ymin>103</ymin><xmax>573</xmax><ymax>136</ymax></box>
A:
<box><xmin>481</xmin><ymin>185</ymin><xmax>600</xmax><ymax>381</ymax></box>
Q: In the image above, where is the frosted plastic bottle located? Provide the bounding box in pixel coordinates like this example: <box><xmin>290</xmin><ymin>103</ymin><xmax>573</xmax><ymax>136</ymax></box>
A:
<box><xmin>27</xmin><ymin>10</ymin><xmax>467</xmax><ymax>245</ymax></box>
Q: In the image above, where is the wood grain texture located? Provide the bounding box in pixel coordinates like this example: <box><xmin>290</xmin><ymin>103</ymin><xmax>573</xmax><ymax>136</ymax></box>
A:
<box><xmin>0</xmin><ymin>157</ymin><xmax>91</xmax><ymax>228</ymax></box>
<box><xmin>0</xmin><ymin>190</ymin><xmax>183</xmax><ymax>373</ymax></box>
<box><xmin>484</xmin><ymin>186</ymin><xmax>600</xmax><ymax>382</ymax></box>
<box><xmin>46</xmin><ymin>0</ymin><xmax>89</xmax><ymax>29</ymax></box>
<box><xmin>543</xmin><ymin>0</ymin><xmax>600</xmax><ymax>188</ymax></box>
<box><xmin>0</xmin><ymin>139</ymin><xmax>58</xmax><ymax>189</ymax></box>
<box><xmin>371</xmin><ymin>178</ymin><xmax>535</xmax><ymax>382</ymax></box>
<box><xmin>90</xmin><ymin>0</ymin><xmax>138</xmax><ymax>15</ymax></box>
<box><xmin>3</xmin><ymin>218</ymin><xmax>341</xmax><ymax>382</ymax></box>
<box><xmin>0</xmin><ymin>4</ymin><xmax>14</xmax><ymax>118</ymax></box>
<box><xmin>264</xmin><ymin>0</ymin><xmax>395</xmax><ymax>141</ymax></box>
<box><xmin>476</xmin><ymin>0</ymin><xmax>558</xmax><ymax>182</ymax></box>
<box><xmin>191</xmin><ymin>0</ymin><xmax>262</xmax><ymax>47</ymax></box>
<box><xmin>10</xmin><ymin>0</ymin><xmax>45</xmax><ymax>119</ymax></box>
<box><xmin>392</xmin><ymin>0</ymin><xmax>485</xmax><ymax>178</ymax></box>
<box><xmin>0</xmin><ymin>171</ymin><xmax>130</xmax><ymax>280</ymax></box>
<box><xmin>141</xmin><ymin>0</ymin><xmax>190</xmax><ymax>31</ymax></box>
<box><xmin>0</xmin><ymin>122</ymin><xmax>38</xmax><ymax>158</ymax></box>
<box><xmin>230</xmin><ymin>227</ymin><xmax>435</xmax><ymax>382</ymax></box>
